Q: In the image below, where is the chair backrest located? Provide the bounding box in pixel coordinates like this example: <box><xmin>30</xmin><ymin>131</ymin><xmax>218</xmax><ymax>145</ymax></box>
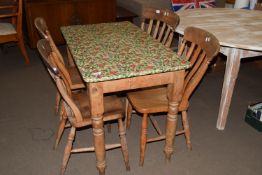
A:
<box><xmin>35</xmin><ymin>17</ymin><xmax>76</xmax><ymax>89</ymax></box>
<box><xmin>0</xmin><ymin>0</ymin><xmax>22</xmax><ymax>38</ymax></box>
<box><xmin>0</xmin><ymin>0</ymin><xmax>21</xmax><ymax>26</ymax></box>
<box><xmin>37</xmin><ymin>39</ymin><xmax>71</xmax><ymax>95</ymax></box>
<box><xmin>37</xmin><ymin>39</ymin><xmax>83</xmax><ymax>124</ymax></box>
<box><xmin>36</xmin><ymin>39</ymin><xmax>58</xmax><ymax>75</ymax></box>
<box><xmin>0</xmin><ymin>0</ymin><xmax>30</xmax><ymax>64</ymax></box>
<box><xmin>141</xmin><ymin>7</ymin><xmax>179</xmax><ymax>47</ymax></box>
<box><xmin>177</xmin><ymin>27</ymin><xmax>220</xmax><ymax>109</ymax></box>
<box><xmin>34</xmin><ymin>17</ymin><xmax>65</xmax><ymax>64</ymax></box>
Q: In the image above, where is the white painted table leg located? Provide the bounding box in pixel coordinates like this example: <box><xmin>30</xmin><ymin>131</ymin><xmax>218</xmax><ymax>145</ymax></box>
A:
<box><xmin>216</xmin><ymin>48</ymin><xmax>241</xmax><ymax>130</ymax></box>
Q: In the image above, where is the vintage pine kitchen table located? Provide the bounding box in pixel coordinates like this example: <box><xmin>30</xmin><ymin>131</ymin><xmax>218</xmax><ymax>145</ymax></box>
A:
<box><xmin>176</xmin><ymin>8</ymin><xmax>262</xmax><ymax>130</ymax></box>
<box><xmin>61</xmin><ymin>21</ymin><xmax>190</xmax><ymax>174</ymax></box>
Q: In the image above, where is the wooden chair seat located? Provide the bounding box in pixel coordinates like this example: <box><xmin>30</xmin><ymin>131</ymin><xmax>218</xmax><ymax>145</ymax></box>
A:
<box><xmin>128</xmin><ymin>87</ymin><xmax>189</xmax><ymax>113</ymax></box>
<box><xmin>128</xmin><ymin>87</ymin><xmax>168</xmax><ymax>113</ymax></box>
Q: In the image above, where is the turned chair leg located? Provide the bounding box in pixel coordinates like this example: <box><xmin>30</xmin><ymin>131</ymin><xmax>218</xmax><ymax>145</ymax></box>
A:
<box><xmin>139</xmin><ymin>113</ymin><xmax>148</xmax><ymax>166</ymax></box>
<box><xmin>17</xmin><ymin>38</ymin><xmax>30</xmax><ymax>64</ymax></box>
<box><xmin>149</xmin><ymin>116</ymin><xmax>162</xmax><ymax>135</ymax></box>
<box><xmin>54</xmin><ymin>112</ymin><xmax>67</xmax><ymax>149</ymax></box>
<box><xmin>118</xmin><ymin>118</ymin><xmax>130</xmax><ymax>171</ymax></box>
<box><xmin>125</xmin><ymin>99</ymin><xmax>133</xmax><ymax>129</ymax></box>
<box><xmin>181</xmin><ymin>111</ymin><xmax>192</xmax><ymax>150</ymax></box>
<box><xmin>60</xmin><ymin>127</ymin><xmax>75</xmax><ymax>175</ymax></box>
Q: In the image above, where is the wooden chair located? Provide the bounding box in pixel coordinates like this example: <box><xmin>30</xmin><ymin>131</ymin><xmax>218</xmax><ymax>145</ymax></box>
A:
<box><xmin>141</xmin><ymin>7</ymin><xmax>179</xmax><ymax>47</ymax></box>
<box><xmin>35</xmin><ymin>17</ymin><xmax>87</xmax><ymax>149</ymax></box>
<box><xmin>37</xmin><ymin>39</ymin><xmax>130</xmax><ymax>175</ymax></box>
<box><xmin>0</xmin><ymin>0</ymin><xmax>30</xmax><ymax>64</ymax></box>
<box><xmin>34</xmin><ymin>17</ymin><xmax>85</xmax><ymax>116</ymax></box>
<box><xmin>35</xmin><ymin>37</ymin><xmax>71</xmax><ymax>150</ymax></box>
<box><xmin>34</xmin><ymin>17</ymin><xmax>84</xmax><ymax>90</ymax></box>
<box><xmin>126</xmin><ymin>27</ymin><xmax>220</xmax><ymax>166</ymax></box>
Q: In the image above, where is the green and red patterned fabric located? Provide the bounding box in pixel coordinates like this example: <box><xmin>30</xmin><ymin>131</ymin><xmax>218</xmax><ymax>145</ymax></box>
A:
<box><xmin>61</xmin><ymin>22</ymin><xmax>190</xmax><ymax>82</ymax></box>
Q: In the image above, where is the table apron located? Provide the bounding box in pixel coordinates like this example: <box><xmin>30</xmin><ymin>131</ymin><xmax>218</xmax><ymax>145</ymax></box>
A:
<box><xmin>92</xmin><ymin>71</ymin><xmax>182</xmax><ymax>94</ymax></box>
<box><xmin>220</xmin><ymin>46</ymin><xmax>262</xmax><ymax>59</ymax></box>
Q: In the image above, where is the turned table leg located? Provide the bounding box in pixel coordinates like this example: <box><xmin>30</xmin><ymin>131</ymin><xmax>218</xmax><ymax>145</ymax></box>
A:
<box><xmin>164</xmin><ymin>70</ymin><xmax>185</xmax><ymax>160</ymax></box>
<box><xmin>88</xmin><ymin>83</ymin><xmax>106</xmax><ymax>175</ymax></box>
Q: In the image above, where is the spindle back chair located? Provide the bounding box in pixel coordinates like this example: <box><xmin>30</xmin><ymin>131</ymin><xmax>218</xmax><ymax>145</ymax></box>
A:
<box><xmin>141</xmin><ymin>7</ymin><xmax>179</xmax><ymax>47</ymax></box>
<box><xmin>126</xmin><ymin>26</ymin><xmax>220</xmax><ymax>166</ymax></box>
<box><xmin>37</xmin><ymin>39</ymin><xmax>130</xmax><ymax>175</ymax></box>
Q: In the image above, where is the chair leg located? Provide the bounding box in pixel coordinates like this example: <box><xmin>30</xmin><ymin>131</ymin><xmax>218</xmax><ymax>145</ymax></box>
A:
<box><xmin>139</xmin><ymin>113</ymin><xmax>148</xmax><ymax>166</ymax></box>
<box><xmin>181</xmin><ymin>111</ymin><xmax>192</xmax><ymax>150</ymax></box>
<box><xmin>54</xmin><ymin>113</ymin><xmax>67</xmax><ymax>150</ymax></box>
<box><xmin>125</xmin><ymin>99</ymin><xmax>133</xmax><ymax>129</ymax></box>
<box><xmin>55</xmin><ymin>92</ymin><xmax>61</xmax><ymax>115</ymax></box>
<box><xmin>149</xmin><ymin>116</ymin><xmax>162</xmax><ymax>135</ymax></box>
<box><xmin>60</xmin><ymin>127</ymin><xmax>76</xmax><ymax>175</ymax></box>
<box><xmin>17</xmin><ymin>37</ymin><xmax>30</xmax><ymax>64</ymax></box>
<box><xmin>118</xmin><ymin>118</ymin><xmax>130</xmax><ymax>171</ymax></box>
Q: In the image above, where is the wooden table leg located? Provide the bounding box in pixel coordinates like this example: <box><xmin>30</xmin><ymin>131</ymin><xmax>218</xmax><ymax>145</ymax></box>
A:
<box><xmin>88</xmin><ymin>83</ymin><xmax>106</xmax><ymax>175</ymax></box>
<box><xmin>216</xmin><ymin>48</ymin><xmax>241</xmax><ymax>130</ymax></box>
<box><xmin>164</xmin><ymin>70</ymin><xmax>185</xmax><ymax>160</ymax></box>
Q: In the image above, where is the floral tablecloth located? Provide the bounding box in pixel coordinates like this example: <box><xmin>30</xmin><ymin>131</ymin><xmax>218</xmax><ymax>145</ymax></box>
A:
<box><xmin>61</xmin><ymin>21</ymin><xmax>190</xmax><ymax>82</ymax></box>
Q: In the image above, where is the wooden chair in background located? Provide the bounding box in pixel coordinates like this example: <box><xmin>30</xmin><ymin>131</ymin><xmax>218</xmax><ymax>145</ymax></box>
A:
<box><xmin>34</xmin><ymin>17</ymin><xmax>85</xmax><ymax>133</ymax></box>
<box><xmin>37</xmin><ymin>39</ymin><xmax>130</xmax><ymax>175</ymax></box>
<box><xmin>34</xmin><ymin>17</ymin><xmax>76</xmax><ymax>66</ymax></box>
<box><xmin>34</xmin><ymin>17</ymin><xmax>87</xmax><ymax>149</ymax></box>
<box><xmin>0</xmin><ymin>0</ymin><xmax>30</xmax><ymax>64</ymax></box>
<box><xmin>34</xmin><ymin>17</ymin><xmax>84</xmax><ymax>91</ymax></box>
<box><xmin>126</xmin><ymin>27</ymin><xmax>220</xmax><ymax>166</ymax></box>
<box><xmin>141</xmin><ymin>7</ymin><xmax>179</xmax><ymax>48</ymax></box>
